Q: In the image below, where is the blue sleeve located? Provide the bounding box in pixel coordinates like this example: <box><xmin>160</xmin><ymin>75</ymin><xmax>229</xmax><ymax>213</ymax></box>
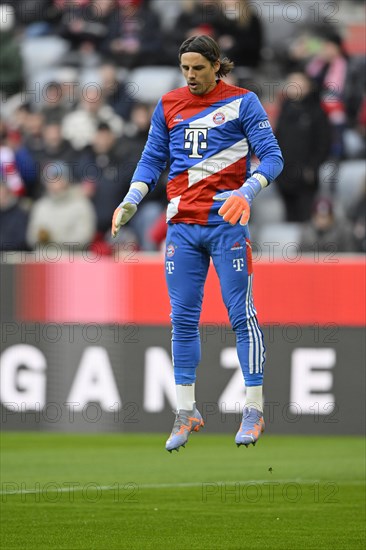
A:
<box><xmin>131</xmin><ymin>99</ymin><xmax>170</xmax><ymax>192</ymax></box>
<box><xmin>240</xmin><ymin>92</ymin><xmax>283</xmax><ymax>183</ymax></box>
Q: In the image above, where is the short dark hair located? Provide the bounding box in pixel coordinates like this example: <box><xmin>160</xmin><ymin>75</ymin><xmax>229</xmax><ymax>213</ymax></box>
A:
<box><xmin>178</xmin><ymin>35</ymin><xmax>234</xmax><ymax>78</ymax></box>
<box><xmin>97</xmin><ymin>122</ymin><xmax>112</xmax><ymax>132</ymax></box>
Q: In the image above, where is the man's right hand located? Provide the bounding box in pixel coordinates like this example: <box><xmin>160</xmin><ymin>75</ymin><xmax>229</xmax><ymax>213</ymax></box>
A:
<box><xmin>111</xmin><ymin>203</ymin><xmax>137</xmax><ymax>238</ymax></box>
<box><xmin>111</xmin><ymin>183</ymin><xmax>148</xmax><ymax>238</ymax></box>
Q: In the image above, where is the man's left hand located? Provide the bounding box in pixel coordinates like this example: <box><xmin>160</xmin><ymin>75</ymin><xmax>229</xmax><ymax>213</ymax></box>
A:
<box><xmin>213</xmin><ymin>189</ymin><xmax>250</xmax><ymax>226</ymax></box>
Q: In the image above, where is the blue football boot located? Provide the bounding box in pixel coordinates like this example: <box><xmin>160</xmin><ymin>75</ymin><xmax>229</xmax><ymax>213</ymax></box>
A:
<box><xmin>235</xmin><ymin>407</ymin><xmax>265</xmax><ymax>447</ymax></box>
<box><xmin>166</xmin><ymin>405</ymin><xmax>204</xmax><ymax>452</ymax></box>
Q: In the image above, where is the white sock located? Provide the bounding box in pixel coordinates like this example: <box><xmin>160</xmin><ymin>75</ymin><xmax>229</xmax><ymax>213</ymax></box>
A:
<box><xmin>176</xmin><ymin>384</ymin><xmax>195</xmax><ymax>411</ymax></box>
<box><xmin>245</xmin><ymin>386</ymin><xmax>263</xmax><ymax>412</ymax></box>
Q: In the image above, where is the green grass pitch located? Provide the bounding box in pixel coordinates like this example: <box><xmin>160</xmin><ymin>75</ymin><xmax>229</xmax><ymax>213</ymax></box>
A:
<box><xmin>1</xmin><ymin>433</ymin><xmax>365</xmax><ymax>550</ymax></box>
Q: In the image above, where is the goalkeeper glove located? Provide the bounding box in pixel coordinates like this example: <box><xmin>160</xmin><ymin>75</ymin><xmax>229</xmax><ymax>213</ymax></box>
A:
<box><xmin>213</xmin><ymin>176</ymin><xmax>264</xmax><ymax>226</ymax></box>
<box><xmin>111</xmin><ymin>187</ymin><xmax>143</xmax><ymax>238</ymax></box>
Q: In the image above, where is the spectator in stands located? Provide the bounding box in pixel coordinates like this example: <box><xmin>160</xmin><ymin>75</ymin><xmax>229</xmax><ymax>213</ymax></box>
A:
<box><xmin>344</xmin><ymin>81</ymin><xmax>366</xmax><ymax>159</ymax></box>
<box><xmin>105</xmin><ymin>0</ymin><xmax>162</xmax><ymax>68</ymax></box>
<box><xmin>124</xmin><ymin>103</ymin><xmax>167</xmax><ymax>250</ymax></box>
<box><xmin>306</xmin><ymin>30</ymin><xmax>349</xmax><ymax>159</ymax></box>
<box><xmin>11</xmin><ymin>109</ymin><xmax>45</xmax><ymax>198</ymax></box>
<box><xmin>99</xmin><ymin>63</ymin><xmax>135</xmax><ymax>120</ymax></box>
<box><xmin>12</xmin><ymin>0</ymin><xmax>58</xmax><ymax>30</ymax></box>
<box><xmin>0</xmin><ymin>120</ymin><xmax>25</xmax><ymax>197</ymax></box>
<box><xmin>299</xmin><ymin>196</ymin><xmax>355</xmax><ymax>253</ymax></box>
<box><xmin>348</xmin><ymin>183</ymin><xmax>366</xmax><ymax>253</ymax></box>
<box><xmin>0</xmin><ymin>118</ymin><xmax>28</xmax><ymax>250</ymax></box>
<box><xmin>20</xmin><ymin>109</ymin><xmax>45</xmax><ymax>158</ymax></box>
<box><xmin>148</xmin><ymin>210</ymin><xmax>167</xmax><ymax>250</ymax></box>
<box><xmin>61</xmin><ymin>87</ymin><xmax>124</xmax><ymax>150</ymax></box>
<box><xmin>11</xmin><ymin>103</ymin><xmax>32</xmax><ymax>135</ymax></box>
<box><xmin>216</xmin><ymin>0</ymin><xmax>263</xmax><ymax>70</ymax></box>
<box><xmin>0</xmin><ymin>176</ymin><xmax>29</xmax><ymax>252</ymax></box>
<box><xmin>164</xmin><ymin>0</ymin><xmax>221</xmax><ymax>64</ymax></box>
<box><xmin>76</xmin><ymin>122</ymin><xmax>133</xmax><ymax>235</ymax></box>
<box><xmin>0</xmin><ymin>4</ymin><xmax>23</xmax><ymax>99</ymax></box>
<box><xmin>58</xmin><ymin>0</ymin><xmax>116</xmax><ymax>55</ymax></box>
<box><xmin>27</xmin><ymin>161</ymin><xmax>96</xmax><ymax>250</ymax></box>
<box><xmin>285</xmin><ymin>31</ymin><xmax>321</xmax><ymax>74</ymax></box>
<box><xmin>27</xmin><ymin>121</ymin><xmax>78</xmax><ymax>196</ymax></box>
<box><xmin>2</xmin><ymin>107</ymin><xmax>39</xmax><ymax>197</ymax></box>
<box><xmin>165</xmin><ymin>0</ymin><xmax>262</xmax><ymax>74</ymax></box>
<box><xmin>40</xmin><ymin>81</ymin><xmax>71</xmax><ymax>123</ymax></box>
<box><xmin>38</xmin><ymin>121</ymin><xmax>77</xmax><ymax>167</ymax></box>
<box><xmin>178</xmin><ymin>0</ymin><xmax>220</xmax><ymax>38</ymax></box>
<box><xmin>276</xmin><ymin>71</ymin><xmax>331</xmax><ymax>222</ymax></box>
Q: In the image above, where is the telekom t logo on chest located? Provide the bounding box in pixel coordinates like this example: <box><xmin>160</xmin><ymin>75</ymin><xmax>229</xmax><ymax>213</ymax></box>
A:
<box><xmin>184</xmin><ymin>128</ymin><xmax>208</xmax><ymax>158</ymax></box>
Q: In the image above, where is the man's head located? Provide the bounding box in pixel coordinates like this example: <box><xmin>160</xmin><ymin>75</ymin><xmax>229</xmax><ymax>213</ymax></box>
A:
<box><xmin>93</xmin><ymin>122</ymin><xmax>116</xmax><ymax>154</ymax></box>
<box><xmin>320</xmin><ymin>32</ymin><xmax>344</xmax><ymax>62</ymax></box>
<box><xmin>43</xmin><ymin>82</ymin><xmax>63</xmax><ymax>107</ymax></box>
<box><xmin>312</xmin><ymin>196</ymin><xmax>334</xmax><ymax>231</ymax></box>
<box><xmin>179</xmin><ymin>35</ymin><xmax>234</xmax><ymax>96</ymax></box>
<box><xmin>42</xmin><ymin>122</ymin><xmax>63</xmax><ymax>150</ymax></box>
<box><xmin>285</xmin><ymin>71</ymin><xmax>314</xmax><ymax>101</ymax></box>
<box><xmin>23</xmin><ymin>110</ymin><xmax>44</xmax><ymax>138</ymax></box>
<box><xmin>130</xmin><ymin>103</ymin><xmax>154</xmax><ymax>135</ymax></box>
<box><xmin>93</xmin><ymin>0</ymin><xmax>116</xmax><ymax>16</ymax></box>
<box><xmin>42</xmin><ymin>161</ymin><xmax>71</xmax><ymax>197</ymax></box>
<box><xmin>80</xmin><ymin>87</ymin><xmax>105</xmax><ymax>113</ymax></box>
<box><xmin>100</xmin><ymin>63</ymin><xmax>118</xmax><ymax>94</ymax></box>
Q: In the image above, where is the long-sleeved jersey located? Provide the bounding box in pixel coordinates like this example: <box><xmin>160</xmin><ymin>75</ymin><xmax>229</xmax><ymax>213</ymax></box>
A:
<box><xmin>132</xmin><ymin>80</ymin><xmax>283</xmax><ymax>224</ymax></box>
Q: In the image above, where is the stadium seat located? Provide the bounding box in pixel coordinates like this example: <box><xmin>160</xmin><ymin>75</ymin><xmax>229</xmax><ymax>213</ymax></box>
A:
<box><xmin>336</xmin><ymin>160</ymin><xmax>366</xmax><ymax>210</ymax></box>
<box><xmin>254</xmin><ymin>222</ymin><xmax>303</xmax><ymax>259</ymax></box>
<box><xmin>25</xmin><ymin>66</ymin><xmax>79</xmax><ymax>103</ymax></box>
<box><xmin>251</xmin><ymin>194</ymin><xmax>286</xmax><ymax>226</ymax></box>
<box><xmin>20</xmin><ymin>36</ymin><xmax>70</xmax><ymax>78</ymax></box>
<box><xmin>127</xmin><ymin>66</ymin><xmax>186</xmax><ymax>103</ymax></box>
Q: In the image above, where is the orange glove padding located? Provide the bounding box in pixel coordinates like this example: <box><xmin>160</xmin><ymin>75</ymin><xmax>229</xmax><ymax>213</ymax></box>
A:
<box><xmin>216</xmin><ymin>191</ymin><xmax>251</xmax><ymax>226</ymax></box>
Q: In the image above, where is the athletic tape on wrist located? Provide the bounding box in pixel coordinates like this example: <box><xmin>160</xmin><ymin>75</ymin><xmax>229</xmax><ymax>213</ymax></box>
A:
<box><xmin>119</xmin><ymin>188</ymin><xmax>143</xmax><ymax>207</ymax></box>
<box><xmin>241</xmin><ymin>176</ymin><xmax>263</xmax><ymax>206</ymax></box>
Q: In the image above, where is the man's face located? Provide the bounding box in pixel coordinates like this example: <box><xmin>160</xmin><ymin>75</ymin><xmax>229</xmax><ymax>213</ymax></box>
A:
<box><xmin>180</xmin><ymin>52</ymin><xmax>220</xmax><ymax>96</ymax></box>
<box><xmin>313</xmin><ymin>212</ymin><xmax>333</xmax><ymax>231</ymax></box>
<box><xmin>46</xmin><ymin>177</ymin><xmax>68</xmax><ymax>197</ymax></box>
<box><xmin>43</xmin><ymin>124</ymin><xmax>62</xmax><ymax>148</ymax></box>
<box><xmin>93</xmin><ymin>129</ymin><xmax>115</xmax><ymax>154</ymax></box>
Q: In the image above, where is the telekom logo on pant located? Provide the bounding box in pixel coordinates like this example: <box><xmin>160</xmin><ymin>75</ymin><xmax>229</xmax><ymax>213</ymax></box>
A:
<box><xmin>166</xmin><ymin>261</ymin><xmax>175</xmax><ymax>274</ymax></box>
<box><xmin>232</xmin><ymin>259</ymin><xmax>244</xmax><ymax>272</ymax></box>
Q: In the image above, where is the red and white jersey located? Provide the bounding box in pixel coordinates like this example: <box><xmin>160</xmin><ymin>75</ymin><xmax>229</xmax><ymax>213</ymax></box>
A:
<box><xmin>132</xmin><ymin>80</ymin><xmax>283</xmax><ymax>224</ymax></box>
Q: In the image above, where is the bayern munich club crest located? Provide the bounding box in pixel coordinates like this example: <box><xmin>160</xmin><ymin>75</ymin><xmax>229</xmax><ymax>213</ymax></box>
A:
<box><xmin>213</xmin><ymin>112</ymin><xmax>226</xmax><ymax>125</ymax></box>
<box><xmin>166</xmin><ymin>243</ymin><xmax>176</xmax><ymax>258</ymax></box>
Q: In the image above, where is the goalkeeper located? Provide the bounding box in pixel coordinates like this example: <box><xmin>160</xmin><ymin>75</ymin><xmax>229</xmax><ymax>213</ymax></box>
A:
<box><xmin>112</xmin><ymin>35</ymin><xmax>283</xmax><ymax>452</ymax></box>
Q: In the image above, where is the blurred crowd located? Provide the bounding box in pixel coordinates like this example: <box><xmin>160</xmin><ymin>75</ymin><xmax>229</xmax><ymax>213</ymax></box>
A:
<box><xmin>0</xmin><ymin>0</ymin><xmax>365</xmax><ymax>255</ymax></box>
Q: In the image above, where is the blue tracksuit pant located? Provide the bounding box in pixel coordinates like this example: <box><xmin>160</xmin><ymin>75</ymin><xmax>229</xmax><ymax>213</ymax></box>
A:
<box><xmin>165</xmin><ymin>223</ymin><xmax>265</xmax><ymax>387</ymax></box>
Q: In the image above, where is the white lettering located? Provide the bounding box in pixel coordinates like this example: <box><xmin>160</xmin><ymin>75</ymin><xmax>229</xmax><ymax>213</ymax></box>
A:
<box><xmin>144</xmin><ymin>347</ymin><xmax>175</xmax><ymax>412</ymax></box>
<box><xmin>290</xmin><ymin>348</ymin><xmax>335</xmax><ymax>414</ymax></box>
<box><xmin>67</xmin><ymin>347</ymin><xmax>121</xmax><ymax>411</ymax></box>
<box><xmin>0</xmin><ymin>345</ymin><xmax>47</xmax><ymax>409</ymax></box>
<box><xmin>218</xmin><ymin>348</ymin><xmax>245</xmax><ymax>412</ymax></box>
